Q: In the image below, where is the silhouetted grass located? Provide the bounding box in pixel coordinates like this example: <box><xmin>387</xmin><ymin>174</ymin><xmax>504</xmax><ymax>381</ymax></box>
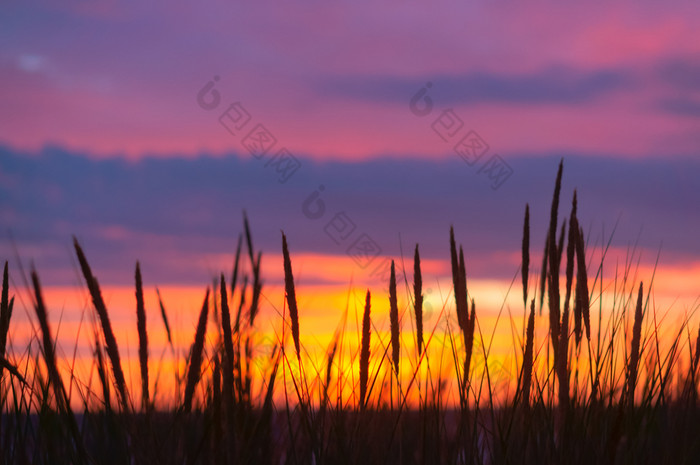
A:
<box><xmin>0</xmin><ymin>162</ymin><xmax>699</xmax><ymax>464</ymax></box>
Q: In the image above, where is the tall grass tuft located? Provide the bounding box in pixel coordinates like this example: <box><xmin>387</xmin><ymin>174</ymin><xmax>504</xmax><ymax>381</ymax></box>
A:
<box><xmin>31</xmin><ymin>268</ymin><xmax>86</xmax><ymax>463</ymax></box>
<box><xmin>135</xmin><ymin>261</ymin><xmax>149</xmax><ymax>411</ymax></box>
<box><xmin>450</xmin><ymin>228</ymin><xmax>476</xmax><ymax>397</ymax></box>
<box><xmin>547</xmin><ymin>161</ymin><xmax>564</xmax><ymax>351</ymax></box>
<box><xmin>450</xmin><ymin>227</ymin><xmax>468</xmax><ymax>332</ymax></box>
<box><xmin>31</xmin><ymin>269</ymin><xmax>69</xmax><ymax>413</ymax></box>
<box><xmin>389</xmin><ymin>260</ymin><xmax>400</xmax><ymax>375</ymax></box>
<box><xmin>359</xmin><ymin>290</ymin><xmax>371</xmax><ymax>409</ymax></box>
<box><xmin>627</xmin><ymin>282</ymin><xmax>644</xmax><ymax>408</ymax></box>
<box><xmin>183</xmin><ymin>288</ymin><xmax>210</xmax><ymax>412</ymax></box>
<box><xmin>413</xmin><ymin>244</ymin><xmax>424</xmax><ymax>357</ymax></box>
<box><xmin>74</xmin><ymin>237</ymin><xmax>129</xmax><ymax>411</ymax></box>
<box><xmin>282</xmin><ymin>232</ymin><xmax>300</xmax><ymax>360</ymax></box>
<box><xmin>4</xmin><ymin>163</ymin><xmax>700</xmax><ymax>464</ymax></box>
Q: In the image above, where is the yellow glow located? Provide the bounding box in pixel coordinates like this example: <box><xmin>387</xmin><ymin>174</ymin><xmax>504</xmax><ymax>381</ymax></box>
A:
<box><xmin>2</xmin><ymin>253</ymin><xmax>700</xmax><ymax>410</ymax></box>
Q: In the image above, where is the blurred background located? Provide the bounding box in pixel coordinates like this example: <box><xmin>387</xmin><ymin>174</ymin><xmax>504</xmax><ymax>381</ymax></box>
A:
<box><xmin>1</xmin><ymin>1</ymin><xmax>699</xmax><ymax>389</ymax></box>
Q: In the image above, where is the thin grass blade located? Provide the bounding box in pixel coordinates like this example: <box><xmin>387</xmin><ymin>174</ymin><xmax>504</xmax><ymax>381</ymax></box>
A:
<box><xmin>522</xmin><ymin>204</ymin><xmax>530</xmax><ymax>308</ymax></box>
<box><xmin>627</xmin><ymin>282</ymin><xmax>644</xmax><ymax>408</ymax></box>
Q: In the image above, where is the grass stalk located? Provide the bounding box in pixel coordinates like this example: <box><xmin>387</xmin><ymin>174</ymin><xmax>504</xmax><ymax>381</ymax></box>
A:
<box><xmin>360</xmin><ymin>290</ymin><xmax>371</xmax><ymax>410</ymax></box>
<box><xmin>627</xmin><ymin>282</ymin><xmax>644</xmax><ymax>408</ymax></box>
<box><xmin>390</xmin><ymin>260</ymin><xmax>400</xmax><ymax>376</ymax></box>
<box><xmin>0</xmin><ymin>261</ymin><xmax>13</xmax><ymax>378</ymax></box>
<box><xmin>135</xmin><ymin>262</ymin><xmax>149</xmax><ymax>411</ymax></box>
<box><xmin>155</xmin><ymin>287</ymin><xmax>173</xmax><ymax>347</ymax></box>
<box><xmin>73</xmin><ymin>238</ymin><xmax>130</xmax><ymax>412</ymax></box>
<box><xmin>521</xmin><ymin>299</ymin><xmax>536</xmax><ymax>406</ymax></box>
<box><xmin>282</xmin><ymin>233</ymin><xmax>300</xmax><ymax>360</ymax></box>
<box><xmin>219</xmin><ymin>274</ymin><xmax>235</xmax><ymax>419</ymax></box>
<box><xmin>414</xmin><ymin>244</ymin><xmax>424</xmax><ymax>357</ymax></box>
<box><xmin>183</xmin><ymin>288</ymin><xmax>210</xmax><ymax>412</ymax></box>
<box><xmin>522</xmin><ymin>204</ymin><xmax>530</xmax><ymax>308</ymax></box>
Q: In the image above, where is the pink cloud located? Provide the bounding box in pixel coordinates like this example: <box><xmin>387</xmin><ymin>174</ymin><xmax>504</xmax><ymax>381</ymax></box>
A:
<box><xmin>1</xmin><ymin>1</ymin><xmax>699</xmax><ymax>159</ymax></box>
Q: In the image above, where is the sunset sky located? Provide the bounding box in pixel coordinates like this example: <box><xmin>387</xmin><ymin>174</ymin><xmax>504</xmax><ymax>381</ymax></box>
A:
<box><xmin>1</xmin><ymin>1</ymin><xmax>699</xmax><ymax>401</ymax></box>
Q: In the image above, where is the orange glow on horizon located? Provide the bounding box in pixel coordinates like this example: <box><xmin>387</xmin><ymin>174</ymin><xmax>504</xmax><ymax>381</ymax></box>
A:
<box><xmin>2</xmin><ymin>251</ymin><xmax>700</xmax><ymax>410</ymax></box>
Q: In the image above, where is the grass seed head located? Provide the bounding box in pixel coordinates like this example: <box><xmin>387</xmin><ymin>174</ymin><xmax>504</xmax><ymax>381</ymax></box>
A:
<box><xmin>360</xmin><ymin>290</ymin><xmax>372</xmax><ymax>409</ymax></box>
<box><xmin>282</xmin><ymin>233</ymin><xmax>301</xmax><ymax>360</ymax></box>
<box><xmin>135</xmin><ymin>262</ymin><xmax>149</xmax><ymax>411</ymax></box>
<box><xmin>389</xmin><ymin>260</ymin><xmax>400</xmax><ymax>375</ymax></box>
<box><xmin>413</xmin><ymin>244</ymin><xmax>424</xmax><ymax>357</ymax></box>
